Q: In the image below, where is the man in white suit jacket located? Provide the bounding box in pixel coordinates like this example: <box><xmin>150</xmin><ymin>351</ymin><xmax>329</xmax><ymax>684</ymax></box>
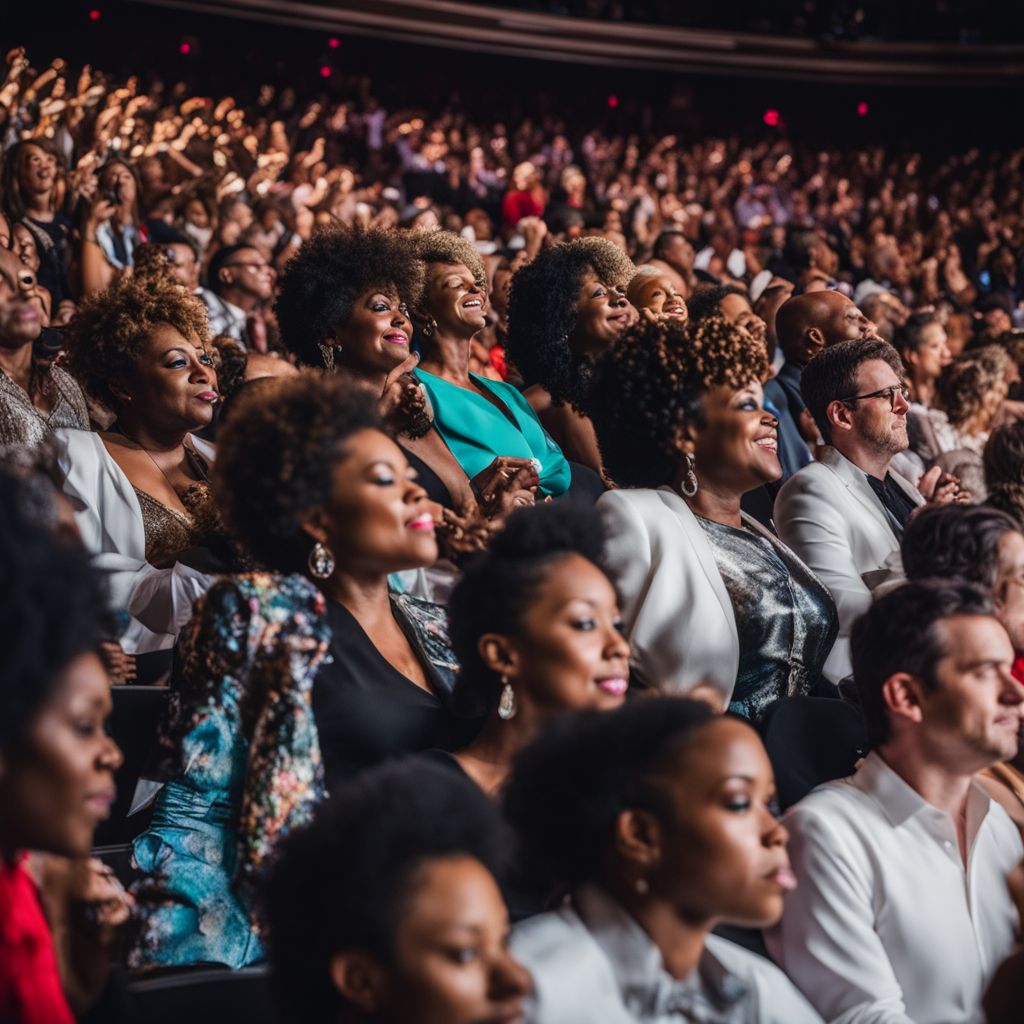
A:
<box><xmin>774</xmin><ymin>339</ymin><xmax>958</xmax><ymax>681</ymax></box>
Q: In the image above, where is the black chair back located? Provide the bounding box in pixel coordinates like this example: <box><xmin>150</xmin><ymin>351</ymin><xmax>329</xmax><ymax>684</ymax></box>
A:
<box><xmin>93</xmin><ymin>685</ymin><xmax>168</xmax><ymax>849</ymax></box>
<box><xmin>128</xmin><ymin>967</ymin><xmax>278</xmax><ymax>1024</ymax></box>
<box><xmin>758</xmin><ymin>696</ymin><xmax>869</xmax><ymax>812</ymax></box>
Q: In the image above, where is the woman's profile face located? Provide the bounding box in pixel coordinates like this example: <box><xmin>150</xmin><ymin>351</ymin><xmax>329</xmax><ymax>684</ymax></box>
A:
<box><xmin>424</xmin><ymin>262</ymin><xmax>486</xmax><ymax>338</ymax></box>
<box><xmin>649</xmin><ymin>717</ymin><xmax>792</xmax><ymax>928</ymax></box>
<box><xmin>120</xmin><ymin>323</ymin><xmax>219</xmax><ymax>432</ymax></box>
<box><xmin>689</xmin><ymin>380</ymin><xmax>781</xmax><ymax>496</ymax></box>
<box><xmin>907</xmin><ymin>323</ymin><xmax>951</xmax><ymax>383</ymax></box>
<box><xmin>567</xmin><ymin>268</ymin><xmax>631</xmax><ymax>358</ymax></box>
<box><xmin>367</xmin><ymin>855</ymin><xmax>531</xmax><ymax>1024</ymax></box>
<box><xmin>499</xmin><ymin>553</ymin><xmax>630</xmax><ymax>716</ymax></box>
<box><xmin>337</xmin><ymin>287</ymin><xmax>413</xmax><ymax>376</ymax></box>
<box><xmin>0</xmin><ymin>652</ymin><xmax>121</xmax><ymax>859</ymax></box>
<box><xmin>320</xmin><ymin>428</ymin><xmax>438</xmax><ymax>576</ymax></box>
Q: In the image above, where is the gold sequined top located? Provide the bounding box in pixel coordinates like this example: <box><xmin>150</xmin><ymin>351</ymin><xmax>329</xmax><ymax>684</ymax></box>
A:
<box><xmin>133</xmin><ymin>480</ymin><xmax>217</xmax><ymax>569</ymax></box>
<box><xmin>0</xmin><ymin>364</ymin><xmax>90</xmax><ymax>451</ymax></box>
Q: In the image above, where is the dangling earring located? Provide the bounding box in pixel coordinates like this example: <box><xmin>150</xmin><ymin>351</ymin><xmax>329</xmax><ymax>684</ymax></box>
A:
<box><xmin>635</xmin><ymin>877</ymin><xmax>650</xmax><ymax>896</ymax></box>
<box><xmin>497</xmin><ymin>675</ymin><xmax>517</xmax><ymax>721</ymax></box>
<box><xmin>681</xmin><ymin>453</ymin><xmax>698</xmax><ymax>498</ymax></box>
<box><xmin>421</xmin><ymin>318</ymin><xmax>436</xmax><ymax>338</ymax></box>
<box><xmin>318</xmin><ymin>343</ymin><xmax>336</xmax><ymax>372</ymax></box>
<box><xmin>308</xmin><ymin>541</ymin><xmax>336</xmax><ymax>579</ymax></box>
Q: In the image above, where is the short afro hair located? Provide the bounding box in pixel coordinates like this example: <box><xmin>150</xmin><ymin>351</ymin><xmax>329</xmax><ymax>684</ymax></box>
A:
<box><xmin>686</xmin><ymin>283</ymin><xmax>748</xmax><ymax>325</ymax></box>
<box><xmin>449</xmin><ymin>500</ymin><xmax>609</xmax><ymax>717</ymax></box>
<box><xmin>0</xmin><ymin>471</ymin><xmax>107</xmax><ymax>753</ymax></box>
<box><xmin>264</xmin><ymin>758</ymin><xmax>514</xmax><ymax>1023</ymax></box>
<box><xmin>411</xmin><ymin>228</ymin><xmax>486</xmax><ymax>313</ymax></box>
<box><xmin>63</xmin><ymin>272</ymin><xmax>210</xmax><ymax>410</ymax></box>
<box><xmin>901</xmin><ymin>504</ymin><xmax>1020</xmax><ymax>591</ymax></box>
<box><xmin>588</xmin><ymin>315</ymin><xmax>768</xmax><ymax>488</ymax></box>
<box><xmin>276</xmin><ymin>224</ymin><xmax>423</xmax><ymax>368</ymax></box>
<box><xmin>799</xmin><ymin>338</ymin><xmax>904</xmax><ymax>444</ymax></box>
<box><xmin>502</xmin><ymin>698</ymin><xmax>716</xmax><ymax>896</ymax></box>
<box><xmin>212</xmin><ymin>371</ymin><xmax>381</xmax><ymax>573</ymax></box>
<box><xmin>506</xmin><ymin>238</ymin><xmax>635</xmax><ymax>409</ymax></box>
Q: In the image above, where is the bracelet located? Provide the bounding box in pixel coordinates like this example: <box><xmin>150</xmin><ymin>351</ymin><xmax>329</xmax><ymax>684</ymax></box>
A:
<box><xmin>83</xmin><ymin>235</ymin><xmax>100</xmax><ymax>245</ymax></box>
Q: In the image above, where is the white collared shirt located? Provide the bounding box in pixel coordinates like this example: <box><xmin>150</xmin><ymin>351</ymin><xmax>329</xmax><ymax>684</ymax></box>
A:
<box><xmin>766</xmin><ymin>752</ymin><xmax>1023</xmax><ymax>1024</ymax></box>
<box><xmin>512</xmin><ymin>885</ymin><xmax>822</xmax><ymax>1023</ymax></box>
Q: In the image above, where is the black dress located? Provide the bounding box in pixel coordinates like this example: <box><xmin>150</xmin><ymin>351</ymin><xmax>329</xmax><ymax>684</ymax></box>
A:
<box><xmin>313</xmin><ymin>595</ymin><xmax>478</xmax><ymax>788</ymax></box>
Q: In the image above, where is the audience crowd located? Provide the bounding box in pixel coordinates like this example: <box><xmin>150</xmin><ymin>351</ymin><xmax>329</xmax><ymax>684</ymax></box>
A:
<box><xmin>5</xmin><ymin>39</ymin><xmax>1024</xmax><ymax>1024</ymax></box>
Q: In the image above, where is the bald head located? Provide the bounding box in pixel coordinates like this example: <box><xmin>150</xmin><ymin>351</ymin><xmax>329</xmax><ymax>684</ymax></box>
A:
<box><xmin>775</xmin><ymin>290</ymin><xmax>877</xmax><ymax>365</ymax></box>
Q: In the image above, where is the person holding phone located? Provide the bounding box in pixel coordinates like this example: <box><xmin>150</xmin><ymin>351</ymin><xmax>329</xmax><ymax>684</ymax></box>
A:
<box><xmin>77</xmin><ymin>160</ymin><xmax>146</xmax><ymax>297</ymax></box>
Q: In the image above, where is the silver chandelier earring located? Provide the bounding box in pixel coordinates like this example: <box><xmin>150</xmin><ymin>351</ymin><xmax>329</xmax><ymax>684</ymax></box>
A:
<box><xmin>681</xmin><ymin>453</ymin><xmax>699</xmax><ymax>498</ymax></box>
<box><xmin>497</xmin><ymin>675</ymin><xmax>517</xmax><ymax>721</ymax></box>
<box><xmin>318</xmin><ymin>343</ymin><xmax>336</xmax><ymax>372</ymax></box>
<box><xmin>308</xmin><ymin>541</ymin><xmax>336</xmax><ymax>579</ymax></box>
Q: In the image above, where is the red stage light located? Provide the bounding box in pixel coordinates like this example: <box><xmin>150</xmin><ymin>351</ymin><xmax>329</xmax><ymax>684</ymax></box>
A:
<box><xmin>320</xmin><ymin>65</ymin><xmax>332</xmax><ymax>78</ymax></box>
<box><xmin>608</xmin><ymin>95</ymin><xmax>618</xmax><ymax>109</ymax></box>
<box><xmin>179</xmin><ymin>42</ymin><xmax>191</xmax><ymax>55</ymax></box>
<box><xmin>857</xmin><ymin>101</ymin><xmax>870</xmax><ymax>117</ymax></box>
<box><xmin>88</xmin><ymin>8</ymin><xmax>101</xmax><ymax>20</ymax></box>
<box><xmin>763</xmin><ymin>108</ymin><xmax>781</xmax><ymax>127</ymax></box>
<box><xmin>328</xmin><ymin>37</ymin><xmax>340</xmax><ymax>49</ymax></box>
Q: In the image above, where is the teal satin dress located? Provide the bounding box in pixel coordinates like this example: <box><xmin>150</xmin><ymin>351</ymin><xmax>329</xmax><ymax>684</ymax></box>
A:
<box><xmin>415</xmin><ymin>369</ymin><xmax>571</xmax><ymax>497</ymax></box>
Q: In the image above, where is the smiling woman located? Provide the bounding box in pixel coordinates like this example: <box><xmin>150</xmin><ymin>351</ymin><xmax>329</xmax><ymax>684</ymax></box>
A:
<box><xmin>56</xmin><ymin>272</ymin><xmax>221</xmax><ymax>663</ymax></box>
<box><xmin>589</xmin><ymin>316</ymin><xmax>838</xmax><ymax>719</ymax></box>
<box><xmin>129</xmin><ymin>373</ymin><xmax>475</xmax><ymax>970</ymax></box>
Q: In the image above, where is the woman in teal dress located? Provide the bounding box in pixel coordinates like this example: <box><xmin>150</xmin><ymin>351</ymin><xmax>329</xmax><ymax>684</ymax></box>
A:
<box><xmin>411</xmin><ymin>231</ymin><xmax>572</xmax><ymax>498</ymax></box>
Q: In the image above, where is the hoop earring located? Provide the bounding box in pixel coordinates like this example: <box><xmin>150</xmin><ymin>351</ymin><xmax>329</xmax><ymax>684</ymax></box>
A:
<box><xmin>308</xmin><ymin>541</ymin><xmax>336</xmax><ymax>579</ymax></box>
<box><xmin>497</xmin><ymin>675</ymin><xmax>517</xmax><ymax>721</ymax></box>
<box><xmin>318</xmin><ymin>343</ymin><xmax>336</xmax><ymax>372</ymax></box>
<box><xmin>681</xmin><ymin>453</ymin><xmax>698</xmax><ymax>498</ymax></box>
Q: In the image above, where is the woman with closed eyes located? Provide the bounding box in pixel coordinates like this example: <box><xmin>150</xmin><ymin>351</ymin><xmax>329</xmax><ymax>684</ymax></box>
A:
<box><xmin>506</xmin><ymin>237</ymin><xmax>636</xmax><ymax>477</ymax></box>
<box><xmin>130</xmin><ymin>374</ymin><xmax>475</xmax><ymax>969</ymax></box>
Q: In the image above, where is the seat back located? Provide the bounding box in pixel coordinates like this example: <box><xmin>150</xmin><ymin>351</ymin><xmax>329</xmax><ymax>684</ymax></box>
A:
<box><xmin>128</xmin><ymin>967</ymin><xmax>277</xmax><ymax>1024</ymax></box>
<box><xmin>93</xmin><ymin>685</ymin><xmax>169</xmax><ymax>849</ymax></box>
<box><xmin>758</xmin><ymin>696</ymin><xmax>868</xmax><ymax>811</ymax></box>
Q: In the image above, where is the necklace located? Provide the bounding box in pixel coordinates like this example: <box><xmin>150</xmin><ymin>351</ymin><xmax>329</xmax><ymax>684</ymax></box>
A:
<box><xmin>111</xmin><ymin>424</ymin><xmax>210</xmax><ymax>494</ymax></box>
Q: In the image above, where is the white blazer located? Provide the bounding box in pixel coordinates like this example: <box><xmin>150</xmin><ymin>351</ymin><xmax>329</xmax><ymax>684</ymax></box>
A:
<box><xmin>599</xmin><ymin>486</ymin><xmax>792</xmax><ymax>706</ymax></box>
<box><xmin>773</xmin><ymin>446</ymin><xmax>922</xmax><ymax>682</ymax></box>
<box><xmin>54</xmin><ymin>428</ymin><xmax>215</xmax><ymax>654</ymax></box>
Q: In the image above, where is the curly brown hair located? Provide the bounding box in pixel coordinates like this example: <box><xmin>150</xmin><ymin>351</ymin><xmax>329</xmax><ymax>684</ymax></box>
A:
<box><xmin>410</xmin><ymin>229</ymin><xmax>486</xmax><ymax>315</ymax></box>
<box><xmin>64</xmin><ymin>273</ymin><xmax>210</xmax><ymax>409</ymax></box>
<box><xmin>588</xmin><ymin>315</ymin><xmax>768</xmax><ymax>488</ymax></box>
<box><xmin>212</xmin><ymin>371</ymin><xmax>381</xmax><ymax>573</ymax></box>
<box><xmin>937</xmin><ymin>345</ymin><xmax>1010</xmax><ymax>430</ymax></box>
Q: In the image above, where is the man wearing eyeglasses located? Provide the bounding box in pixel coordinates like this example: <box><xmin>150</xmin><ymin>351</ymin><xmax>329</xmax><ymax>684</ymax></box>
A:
<box><xmin>774</xmin><ymin>338</ymin><xmax>963</xmax><ymax>683</ymax></box>
<box><xmin>200</xmin><ymin>243</ymin><xmax>275</xmax><ymax>348</ymax></box>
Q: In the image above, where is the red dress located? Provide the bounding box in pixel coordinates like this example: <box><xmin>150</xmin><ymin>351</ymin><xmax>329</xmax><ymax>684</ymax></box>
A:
<box><xmin>0</xmin><ymin>857</ymin><xmax>74</xmax><ymax>1024</ymax></box>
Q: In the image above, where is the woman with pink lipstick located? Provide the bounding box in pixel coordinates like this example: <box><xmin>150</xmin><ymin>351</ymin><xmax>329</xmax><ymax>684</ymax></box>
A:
<box><xmin>56</xmin><ymin>273</ymin><xmax>221</xmax><ymax>674</ymax></box>
<box><xmin>590</xmin><ymin>316</ymin><xmax>838</xmax><ymax>722</ymax></box>
<box><xmin>507</xmin><ymin>237</ymin><xmax>636</xmax><ymax>476</ymax></box>
<box><xmin>130</xmin><ymin>374</ymin><xmax>473</xmax><ymax>969</ymax></box>
<box><xmin>440</xmin><ymin>501</ymin><xmax>630</xmax><ymax>796</ymax></box>
<box><xmin>505</xmin><ymin>698</ymin><xmax>822</xmax><ymax>1024</ymax></box>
